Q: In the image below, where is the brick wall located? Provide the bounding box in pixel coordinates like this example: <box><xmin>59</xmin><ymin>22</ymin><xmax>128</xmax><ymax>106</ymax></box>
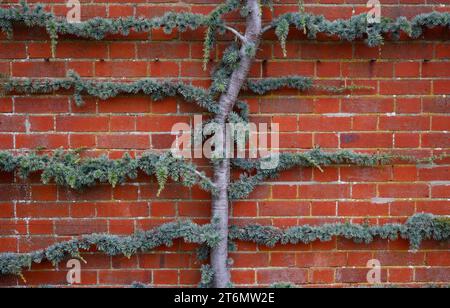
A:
<box><xmin>0</xmin><ymin>0</ymin><xmax>449</xmax><ymax>287</ymax></box>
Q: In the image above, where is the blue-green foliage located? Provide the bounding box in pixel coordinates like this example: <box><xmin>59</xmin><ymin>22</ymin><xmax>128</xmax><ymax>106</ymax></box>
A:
<box><xmin>0</xmin><ymin>220</ymin><xmax>220</xmax><ymax>277</ymax></box>
<box><xmin>0</xmin><ymin>214</ymin><xmax>448</xmax><ymax>278</ymax></box>
<box><xmin>202</xmin><ymin>0</ymin><xmax>243</xmax><ymax>69</ymax></box>
<box><xmin>199</xmin><ymin>264</ymin><xmax>215</xmax><ymax>288</ymax></box>
<box><xmin>229</xmin><ymin>148</ymin><xmax>397</xmax><ymax>200</ymax></box>
<box><xmin>229</xmin><ymin>214</ymin><xmax>450</xmax><ymax>251</ymax></box>
<box><xmin>246</xmin><ymin>76</ymin><xmax>313</xmax><ymax>95</ymax></box>
<box><xmin>272</xmin><ymin>11</ymin><xmax>450</xmax><ymax>55</ymax></box>
<box><xmin>2</xmin><ymin>70</ymin><xmax>219</xmax><ymax>113</ymax></box>
<box><xmin>0</xmin><ymin>150</ymin><xmax>216</xmax><ymax>194</ymax></box>
<box><xmin>0</xmin><ymin>1</ymin><xmax>210</xmax><ymax>56</ymax></box>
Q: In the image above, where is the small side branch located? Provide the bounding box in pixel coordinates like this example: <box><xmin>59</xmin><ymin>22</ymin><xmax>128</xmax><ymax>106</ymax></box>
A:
<box><xmin>261</xmin><ymin>24</ymin><xmax>274</xmax><ymax>34</ymax></box>
<box><xmin>224</xmin><ymin>25</ymin><xmax>247</xmax><ymax>43</ymax></box>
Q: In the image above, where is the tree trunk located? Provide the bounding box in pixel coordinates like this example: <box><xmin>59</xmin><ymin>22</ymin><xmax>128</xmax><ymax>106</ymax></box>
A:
<box><xmin>210</xmin><ymin>0</ymin><xmax>262</xmax><ymax>288</ymax></box>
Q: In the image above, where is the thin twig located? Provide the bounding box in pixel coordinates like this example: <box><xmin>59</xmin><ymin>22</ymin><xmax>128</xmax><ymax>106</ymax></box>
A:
<box><xmin>224</xmin><ymin>25</ymin><xmax>247</xmax><ymax>42</ymax></box>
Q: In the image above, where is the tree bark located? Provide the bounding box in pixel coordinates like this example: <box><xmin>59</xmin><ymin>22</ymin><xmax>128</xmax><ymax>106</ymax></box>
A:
<box><xmin>210</xmin><ymin>0</ymin><xmax>262</xmax><ymax>288</ymax></box>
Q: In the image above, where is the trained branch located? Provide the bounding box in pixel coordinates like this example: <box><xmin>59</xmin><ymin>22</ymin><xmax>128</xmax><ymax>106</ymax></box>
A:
<box><xmin>1</xmin><ymin>70</ymin><xmax>219</xmax><ymax>113</ymax></box>
<box><xmin>1</xmin><ymin>214</ymin><xmax>448</xmax><ymax>281</ymax></box>
<box><xmin>0</xmin><ymin>220</ymin><xmax>220</xmax><ymax>279</ymax></box>
<box><xmin>0</xmin><ymin>150</ymin><xmax>216</xmax><ymax>195</ymax></box>
<box><xmin>264</xmin><ymin>11</ymin><xmax>450</xmax><ymax>55</ymax></box>
<box><xmin>229</xmin><ymin>149</ymin><xmax>409</xmax><ymax>200</ymax></box>
<box><xmin>230</xmin><ymin>214</ymin><xmax>450</xmax><ymax>252</ymax></box>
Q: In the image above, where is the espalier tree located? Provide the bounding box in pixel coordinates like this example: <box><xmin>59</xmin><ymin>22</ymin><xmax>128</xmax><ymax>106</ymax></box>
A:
<box><xmin>0</xmin><ymin>1</ymin><xmax>449</xmax><ymax>288</ymax></box>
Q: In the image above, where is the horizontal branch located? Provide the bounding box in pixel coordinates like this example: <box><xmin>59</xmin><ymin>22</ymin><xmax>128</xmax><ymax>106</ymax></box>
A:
<box><xmin>245</xmin><ymin>76</ymin><xmax>373</xmax><ymax>95</ymax></box>
<box><xmin>0</xmin><ymin>2</ymin><xmax>209</xmax><ymax>41</ymax></box>
<box><xmin>230</xmin><ymin>213</ymin><xmax>450</xmax><ymax>252</ymax></box>
<box><xmin>1</xmin><ymin>70</ymin><xmax>219</xmax><ymax>113</ymax></box>
<box><xmin>0</xmin><ymin>150</ymin><xmax>216</xmax><ymax>194</ymax></box>
<box><xmin>1</xmin><ymin>0</ymin><xmax>244</xmax><ymax>67</ymax></box>
<box><xmin>0</xmin><ymin>220</ymin><xmax>220</xmax><ymax>278</ymax></box>
<box><xmin>1</xmin><ymin>214</ymin><xmax>448</xmax><ymax>278</ymax></box>
<box><xmin>265</xmin><ymin>11</ymin><xmax>450</xmax><ymax>55</ymax></box>
<box><xmin>229</xmin><ymin>149</ymin><xmax>423</xmax><ymax>200</ymax></box>
<box><xmin>246</xmin><ymin>76</ymin><xmax>313</xmax><ymax>94</ymax></box>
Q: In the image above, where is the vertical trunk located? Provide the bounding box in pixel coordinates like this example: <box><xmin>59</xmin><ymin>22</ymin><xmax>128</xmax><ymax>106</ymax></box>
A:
<box><xmin>210</xmin><ymin>0</ymin><xmax>262</xmax><ymax>288</ymax></box>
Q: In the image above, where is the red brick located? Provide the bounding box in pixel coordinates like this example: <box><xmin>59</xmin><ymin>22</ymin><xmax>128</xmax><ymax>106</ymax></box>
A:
<box><xmin>259</xmin><ymin>201</ymin><xmax>310</xmax><ymax>216</ymax></box>
<box><xmin>374</xmin><ymin>252</ymin><xmax>425</xmax><ymax>266</ymax></box>
<box><xmin>28</xmin><ymin>116</ymin><xmax>54</xmax><ymax>132</ymax></box>
<box><xmin>417</xmin><ymin>201</ymin><xmax>450</xmax><ymax>215</ymax></box>
<box><xmin>270</xmin><ymin>253</ymin><xmax>296</xmax><ymax>267</ymax></box>
<box><xmin>31</xmin><ymin>184</ymin><xmax>57</xmax><ymax>202</ymax></box>
<box><xmin>427</xmin><ymin>252</ymin><xmax>450</xmax><ymax>266</ymax></box>
<box><xmin>380</xmin><ymin>80</ymin><xmax>431</xmax><ymax>95</ymax></box>
<box><xmin>230</xmin><ymin>253</ymin><xmax>269</xmax><ymax>268</ymax></box>
<box><xmin>0</xmin><ymin>98</ymin><xmax>13</xmax><ymax>113</ymax></box>
<box><xmin>55</xmin><ymin>220</ymin><xmax>107</xmax><ymax>235</ymax></box>
<box><xmin>137</xmin><ymin>43</ymin><xmax>190</xmax><ymax>59</ymax></box>
<box><xmin>341</xmin><ymin>167</ymin><xmax>392</xmax><ymax>182</ymax></box>
<box><xmin>296</xmin><ymin>252</ymin><xmax>346</xmax><ymax>267</ymax></box>
<box><xmin>302</xmin><ymin>43</ymin><xmax>352</xmax><ymax>59</ymax></box>
<box><xmin>0</xmin><ymin>134</ymin><xmax>14</xmax><ymax>150</ymax></box>
<box><xmin>342</xmin><ymin>61</ymin><xmax>393</xmax><ymax>77</ymax></box>
<box><xmin>432</xmin><ymin>116</ymin><xmax>450</xmax><ymax>131</ymax></box>
<box><xmin>394</xmin><ymin>62</ymin><xmax>421</xmax><ymax>77</ymax></box>
<box><xmin>395</xmin><ymin>133</ymin><xmax>420</xmax><ymax>148</ymax></box>
<box><xmin>422</xmin><ymin>133</ymin><xmax>450</xmax><ymax>148</ymax></box>
<box><xmin>338</xmin><ymin>202</ymin><xmax>389</xmax><ymax>217</ymax></box>
<box><xmin>299</xmin><ymin>116</ymin><xmax>351</xmax><ymax>132</ymax></box>
<box><xmin>96</xmin><ymin>202</ymin><xmax>148</xmax><ymax>217</ymax></box>
<box><xmin>422</xmin><ymin>62</ymin><xmax>450</xmax><ymax>77</ymax></box>
<box><xmin>56</xmin><ymin>116</ymin><xmax>109</xmax><ymax>132</ymax></box>
<box><xmin>0</xmin><ymin>238</ymin><xmax>17</xmax><ymax>252</ymax></box>
<box><xmin>0</xmin><ymin>42</ymin><xmax>26</xmax><ymax>58</ymax></box>
<box><xmin>378</xmin><ymin>184</ymin><xmax>429</xmax><ymax>198</ymax></box>
<box><xmin>336</xmin><ymin>268</ymin><xmax>387</xmax><ymax>283</ymax></box>
<box><xmin>97</xmin><ymin>134</ymin><xmax>150</xmax><ymax>149</ymax></box>
<box><xmin>136</xmin><ymin>116</ymin><xmax>190</xmax><ymax>132</ymax></box>
<box><xmin>311</xmin><ymin>269</ymin><xmax>335</xmax><ymax>284</ymax></box>
<box><xmin>99</xmin><ymin>270</ymin><xmax>150</xmax><ymax>284</ymax></box>
<box><xmin>110</xmin><ymin>42</ymin><xmax>136</xmax><ymax>58</ymax></box>
<box><xmin>56</xmin><ymin>42</ymin><xmax>108</xmax><ymax>59</ymax></box>
<box><xmin>389</xmin><ymin>268</ymin><xmax>413</xmax><ymax>283</ymax></box>
<box><xmin>422</xmin><ymin>97</ymin><xmax>450</xmax><ymax>113</ymax></box>
<box><xmin>98</xmin><ymin>97</ymin><xmax>151</xmax><ymax>113</ymax></box>
<box><xmin>153</xmin><ymin>270</ymin><xmax>178</xmax><ymax>284</ymax></box>
<box><xmin>263</xmin><ymin>61</ymin><xmax>315</xmax><ymax>77</ymax></box>
<box><xmin>16</xmin><ymin>134</ymin><xmax>69</xmax><ymax>149</ymax></box>
<box><xmin>12</xmin><ymin>62</ymin><xmax>66</xmax><ymax>77</ymax></box>
<box><xmin>434</xmin><ymin>80</ymin><xmax>450</xmax><ymax>94</ymax></box>
<box><xmin>380</xmin><ymin>43</ymin><xmax>433</xmax><ymax>59</ymax></box>
<box><xmin>379</xmin><ymin>116</ymin><xmax>430</xmax><ymax>131</ymax></box>
<box><xmin>415</xmin><ymin>268</ymin><xmax>450</xmax><ymax>282</ymax></box>
<box><xmin>16</xmin><ymin>203</ymin><xmax>69</xmax><ymax>218</ymax></box>
<box><xmin>257</xmin><ymin>269</ymin><xmax>308</xmax><ymax>284</ymax></box>
<box><xmin>342</xmin><ymin>98</ymin><xmax>393</xmax><ymax>113</ymax></box>
<box><xmin>311</xmin><ymin>202</ymin><xmax>336</xmax><ymax>216</ymax></box>
<box><xmin>95</xmin><ymin>61</ymin><xmax>148</xmax><ymax>77</ymax></box>
<box><xmin>271</xmin><ymin>185</ymin><xmax>297</xmax><ymax>199</ymax></box>
<box><xmin>298</xmin><ymin>184</ymin><xmax>350</xmax><ymax>199</ymax></box>
<box><xmin>151</xmin><ymin>202</ymin><xmax>176</xmax><ymax>217</ymax></box>
<box><xmin>341</xmin><ymin>133</ymin><xmax>393</xmax><ymax>148</ymax></box>
<box><xmin>432</xmin><ymin>185</ymin><xmax>450</xmax><ymax>198</ymax></box>
<box><xmin>0</xmin><ymin>115</ymin><xmax>25</xmax><ymax>132</ymax></box>
<box><xmin>231</xmin><ymin>269</ymin><xmax>256</xmax><ymax>285</ymax></box>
